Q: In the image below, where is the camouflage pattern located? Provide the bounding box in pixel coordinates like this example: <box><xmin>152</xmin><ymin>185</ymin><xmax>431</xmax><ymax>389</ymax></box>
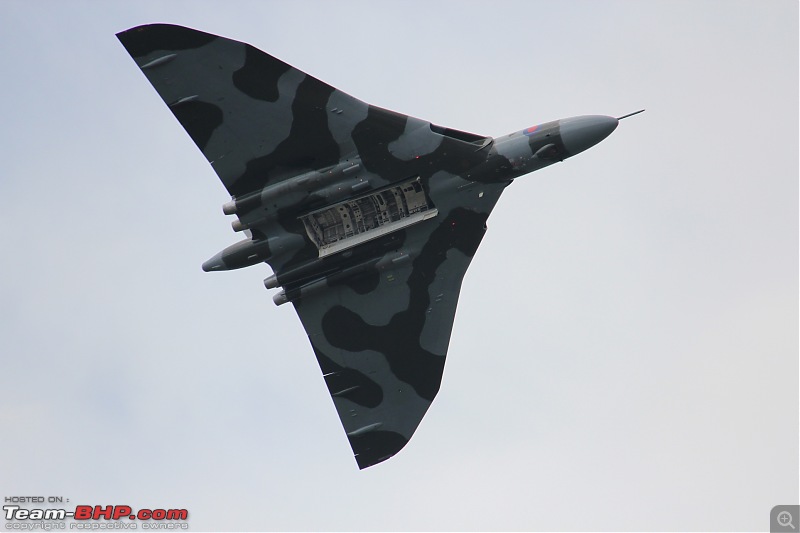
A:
<box><xmin>117</xmin><ymin>24</ymin><xmax>620</xmax><ymax>469</ymax></box>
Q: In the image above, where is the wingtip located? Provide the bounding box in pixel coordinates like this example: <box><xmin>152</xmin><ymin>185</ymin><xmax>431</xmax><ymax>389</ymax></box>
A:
<box><xmin>115</xmin><ymin>24</ymin><xmax>217</xmax><ymax>59</ymax></box>
<box><xmin>350</xmin><ymin>430</ymin><xmax>409</xmax><ymax>470</ymax></box>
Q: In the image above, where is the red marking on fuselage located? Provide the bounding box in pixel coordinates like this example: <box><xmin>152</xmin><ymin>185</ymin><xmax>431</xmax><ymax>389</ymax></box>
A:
<box><xmin>523</xmin><ymin>125</ymin><xmax>539</xmax><ymax>136</ymax></box>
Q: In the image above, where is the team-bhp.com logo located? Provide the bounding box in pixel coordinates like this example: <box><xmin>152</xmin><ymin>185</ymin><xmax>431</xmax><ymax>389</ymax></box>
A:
<box><xmin>4</xmin><ymin>504</ymin><xmax>189</xmax><ymax>530</ymax></box>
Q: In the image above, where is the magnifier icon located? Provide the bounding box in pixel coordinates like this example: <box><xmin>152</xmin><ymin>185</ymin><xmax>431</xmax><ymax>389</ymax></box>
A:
<box><xmin>778</xmin><ymin>510</ymin><xmax>796</xmax><ymax>529</ymax></box>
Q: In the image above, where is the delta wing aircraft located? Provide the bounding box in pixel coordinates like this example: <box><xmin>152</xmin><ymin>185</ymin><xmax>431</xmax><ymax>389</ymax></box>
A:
<box><xmin>118</xmin><ymin>23</ymin><xmax>640</xmax><ymax>469</ymax></box>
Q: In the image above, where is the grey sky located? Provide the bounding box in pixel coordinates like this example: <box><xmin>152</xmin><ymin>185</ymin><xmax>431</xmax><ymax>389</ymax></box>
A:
<box><xmin>1</xmin><ymin>1</ymin><xmax>797</xmax><ymax>531</ymax></box>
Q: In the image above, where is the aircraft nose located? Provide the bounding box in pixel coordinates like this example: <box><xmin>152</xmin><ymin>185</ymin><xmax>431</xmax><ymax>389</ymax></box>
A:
<box><xmin>559</xmin><ymin>115</ymin><xmax>619</xmax><ymax>157</ymax></box>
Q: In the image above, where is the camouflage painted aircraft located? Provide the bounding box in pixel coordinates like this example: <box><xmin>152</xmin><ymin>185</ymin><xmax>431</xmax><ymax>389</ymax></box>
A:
<box><xmin>117</xmin><ymin>23</ymin><xmax>640</xmax><ymax>469</ymax></box>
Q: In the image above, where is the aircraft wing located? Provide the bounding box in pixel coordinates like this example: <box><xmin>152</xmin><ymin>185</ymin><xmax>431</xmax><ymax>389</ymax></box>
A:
<box><xmin>293</xmin><ymin>203</ymin><xmax>499</xmax><ymax>469</ymax></box>
<box><xmin>117</xmin><ymin>24</ymin><xmax>376</xmax><ymax>197</ymax></box>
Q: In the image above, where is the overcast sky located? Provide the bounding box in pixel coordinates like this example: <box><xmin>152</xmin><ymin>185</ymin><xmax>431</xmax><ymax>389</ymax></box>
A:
<box><xmin>1</xmin><ymin>1</ymin><xmax>797</xmax><ymax>531</ymax></box>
